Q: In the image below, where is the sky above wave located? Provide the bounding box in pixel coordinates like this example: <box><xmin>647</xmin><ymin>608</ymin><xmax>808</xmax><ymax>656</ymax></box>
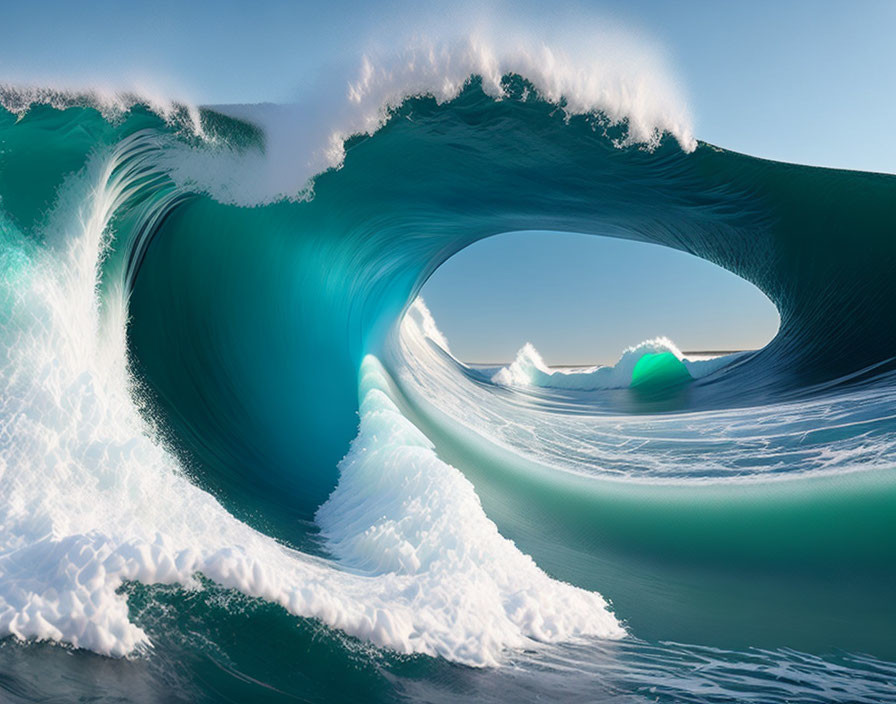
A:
<box><xmin>421</xmin><ymin>233</ymin><xmax>780</xmax><ymax>365</ymax></box>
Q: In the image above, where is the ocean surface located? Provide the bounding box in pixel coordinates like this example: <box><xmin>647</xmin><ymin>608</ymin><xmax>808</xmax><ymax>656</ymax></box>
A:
<box><xmin>1</xmin><ymin>54</ymin><xmax>895</xmax><ymax>703</ymax></box>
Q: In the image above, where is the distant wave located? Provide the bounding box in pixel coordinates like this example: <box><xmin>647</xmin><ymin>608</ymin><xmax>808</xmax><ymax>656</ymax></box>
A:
<box><xmin>490</xmin><ymin>337</ymin><xmax>747</xmax><ymax>390</ymax></box>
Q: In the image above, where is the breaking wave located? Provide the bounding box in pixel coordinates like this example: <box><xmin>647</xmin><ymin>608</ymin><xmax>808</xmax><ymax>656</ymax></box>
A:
<box><xmin>1</xmin><ymin>37</ymin><xmax>894</xmax><ymax>702</ymax></box>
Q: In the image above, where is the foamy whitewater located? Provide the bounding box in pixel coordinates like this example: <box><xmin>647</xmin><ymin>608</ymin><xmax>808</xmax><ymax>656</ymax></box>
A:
<box><xmin>0</xmin><ymin>29</ymin><xmax>894</xmax><ymax>704</ymax></box>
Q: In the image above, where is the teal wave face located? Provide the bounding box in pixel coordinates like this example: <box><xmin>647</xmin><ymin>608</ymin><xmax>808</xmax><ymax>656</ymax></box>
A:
<box><xmin>1</xmin><ymin>77</ymin><xmax>895</xmax><ymax>703</ymax></box>
<box><xmin>128</xmin><ymin>78</ymin><xmax>896</xmax><ymax>527</ymax></box>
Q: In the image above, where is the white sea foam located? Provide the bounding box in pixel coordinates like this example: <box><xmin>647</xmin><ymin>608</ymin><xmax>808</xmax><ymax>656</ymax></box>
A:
<box><xmin>404</xmin><ymin>297</ymin><xmax>453</xmax><ymax>355</ymax></box>
<box><xmin>0</xmin><ymin>153</ymin><xmax>622</xmax><ymax>664</ymax></box>
<box><xmin>316</xmin><ymin>355</ymin><xmax>624</xmax><ymax>663</ymax></box>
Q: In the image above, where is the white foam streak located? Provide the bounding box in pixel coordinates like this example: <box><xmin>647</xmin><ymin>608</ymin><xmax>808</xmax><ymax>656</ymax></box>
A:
<box><xmin>317</xmin><ymin>355</ymin><xmax>623</xmax><ymax>663</ymax></box>
<box><xmin>3</xmin><ymin>12</ymin><xmax>695</xmax><ymax>206</ymax></box>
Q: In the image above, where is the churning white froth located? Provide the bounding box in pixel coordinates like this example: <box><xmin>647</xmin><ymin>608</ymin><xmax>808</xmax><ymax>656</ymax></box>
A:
<box><xmin>405</xmin><ymin>297</ymin><xmax>736</xmax><ymax>393</ymax></box>
<box><xmin>0</xmin><ymin>151</ymin><xmax>622</xmax><ymax>665</ymax></box>
<box><xmin>317</xmin><ymin>355</ymin><xmax>624</xmax><ymax>663</ymax></box>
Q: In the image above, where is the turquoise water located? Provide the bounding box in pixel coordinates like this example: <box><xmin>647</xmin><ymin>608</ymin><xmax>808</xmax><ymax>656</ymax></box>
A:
<box><xmin>0</xmin><ymin>75</ymin><xmax>895</xmax><ymax>702</ymax></box>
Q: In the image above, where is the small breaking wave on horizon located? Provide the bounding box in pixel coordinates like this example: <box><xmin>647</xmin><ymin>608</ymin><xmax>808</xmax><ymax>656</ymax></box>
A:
<box><xmin>489</xmin><ymin>336</ymin><xmax>748</xmax><ymax>391</ymax></box>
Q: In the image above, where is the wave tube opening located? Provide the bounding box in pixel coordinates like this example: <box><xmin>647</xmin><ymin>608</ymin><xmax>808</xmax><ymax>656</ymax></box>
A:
<box><xmin>418</xmin><ymin>229</ymin><xmax>780</xmax><ymax>397</ymax></box>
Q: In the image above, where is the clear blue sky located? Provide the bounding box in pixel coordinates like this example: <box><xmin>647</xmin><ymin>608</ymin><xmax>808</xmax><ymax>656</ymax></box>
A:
<box><xmin>1</xmin><ymin>1</ymin><xmax>891</xmax><ymax>362</ymax></box>
<box><xmin>421</xmin><ymin>233</ymin><xmax>780</xmax><ymax>364</ymax></box>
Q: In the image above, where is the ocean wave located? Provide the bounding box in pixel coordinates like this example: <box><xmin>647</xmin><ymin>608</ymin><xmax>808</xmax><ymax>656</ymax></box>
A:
<box><xmin>0</xmin><ymin>48</ymin><xmax>894</xmax><ymax>700</ymax></box>
<box><xmin>490</xmin><ymin>337</ymin><xmax>746</xmax><ymax>390</ymax></box>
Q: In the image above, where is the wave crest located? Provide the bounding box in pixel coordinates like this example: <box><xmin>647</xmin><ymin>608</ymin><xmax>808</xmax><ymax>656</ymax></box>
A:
<box><xmin>491</xmin><ymin>337</ymin><xmax>742</xmax><ymax>391</ymax></box>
